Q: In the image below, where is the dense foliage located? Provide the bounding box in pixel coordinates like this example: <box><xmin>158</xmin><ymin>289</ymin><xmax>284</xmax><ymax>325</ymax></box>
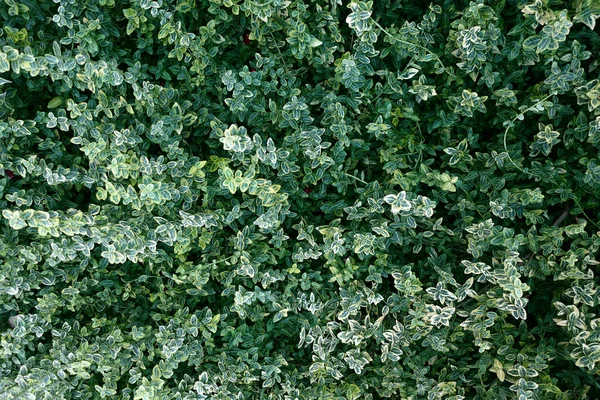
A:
<box><xmin>1</xmin><ymin>0</ymin><xmax>600</xmax><ymax>398</ymax></box>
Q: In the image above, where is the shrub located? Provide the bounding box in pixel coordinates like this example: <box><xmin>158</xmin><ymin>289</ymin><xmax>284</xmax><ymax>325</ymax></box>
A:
<box><xmin>1</xmin><ymin>0</ymin><xmax>600</xmax><ymax>398</ymax></box>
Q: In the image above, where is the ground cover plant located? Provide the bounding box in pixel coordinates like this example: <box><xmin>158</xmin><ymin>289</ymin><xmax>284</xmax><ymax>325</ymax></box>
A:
<box><xmin>1</xmin><ymin>0</ymin><xmax>600</xmax><ymax>398</ymax></box>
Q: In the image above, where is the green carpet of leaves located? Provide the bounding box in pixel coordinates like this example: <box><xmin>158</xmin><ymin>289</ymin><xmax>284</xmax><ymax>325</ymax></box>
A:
<box><xmin>1</xmin><ymin>0</ymin><xmax>600</xmax><ymax>398</ymax></box>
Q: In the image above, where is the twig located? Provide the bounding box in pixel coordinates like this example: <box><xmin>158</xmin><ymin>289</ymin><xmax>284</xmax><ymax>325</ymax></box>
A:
<box><xmin>552</xmin><ymin>204</ymin><xmax>571</xmax><ymax>227</ymax></box>
<box><xmin>372</xmin><ymin>21</ymin><xmax>446</xmax><ymax>71</ymax></box>
<box><xmin>503</xmin><ymin>93</ymin><xmax>555</xmax><ymax>172</ymax></box>
<box><xmin>210</xmin><ymin>255</ymin><xmax>235</xmax><ymax>265</ymax></box>
<box><xmin>571</xmin><ymin>197</ymin><xmax>600</xmax><ymax>229</ymax></box>
<box><xmin>345</xmin><ymin>173</ymin><xmax>368</xmax><ymax>185</ymax></box>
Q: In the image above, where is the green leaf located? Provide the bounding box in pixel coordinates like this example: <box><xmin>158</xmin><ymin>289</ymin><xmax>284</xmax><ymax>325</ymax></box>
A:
<box><xmin>48</xmin><ymin>97</ymin><xmax>63</xmax><ymax>109</ymax></box>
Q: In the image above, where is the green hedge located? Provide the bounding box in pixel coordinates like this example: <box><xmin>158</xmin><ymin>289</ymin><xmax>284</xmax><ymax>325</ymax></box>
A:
<box><xmin>1</xmin><ymin>0</ymin><xmax>600</xmax><ymax>398</ymax></box>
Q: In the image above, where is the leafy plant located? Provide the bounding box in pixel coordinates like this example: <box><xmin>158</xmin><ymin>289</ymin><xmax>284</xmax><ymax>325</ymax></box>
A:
<box><xmin>1</xmin><ymin>0</ymin><xmax>600</xmax><ymax>398</ymax></box>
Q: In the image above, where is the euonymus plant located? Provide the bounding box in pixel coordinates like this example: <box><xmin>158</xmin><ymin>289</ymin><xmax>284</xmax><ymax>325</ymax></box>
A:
<box><xmin>1</xmin><ymin>0</ymin><xmax>600</xmax><ymax>398</ymax></box>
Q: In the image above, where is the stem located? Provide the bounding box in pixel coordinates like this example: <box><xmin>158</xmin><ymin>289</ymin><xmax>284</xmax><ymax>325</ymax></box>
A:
<box><xmin>345</xmin><ymin>173</ymin><xmax>368</xmax><ymax>185</ymax></box>
<box><xmin>552</xmin><ymin>204</ymin><xmax>571</xmax><ymax>227</ymax></box>
<box><xmin>269</xmin><ymin>31</ymin><xmax>289</xmax><ymax>72</ymax></box>
<box><xmin>460</xmin><ymin>187</ymin><xmax>484</xmax><ymax>219</ymax></box>
<box><xmin>211</xmin><ymin>255</ymin><xmax>235</xmax><ymax>265</ymax></box>
<box><xmin>572</xmin><ymin>197</ymin><xmax>600</xmax><ymax>229</ymax></box>
<box><xmin>373</xmin><ymin>21</ymin><xmax>446</xmax><ymax>71</ymax></box>
<box><xmin>503</xmin><ymin>93</ymin><xmax>554</xmax><ymax>172</ymax></box>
